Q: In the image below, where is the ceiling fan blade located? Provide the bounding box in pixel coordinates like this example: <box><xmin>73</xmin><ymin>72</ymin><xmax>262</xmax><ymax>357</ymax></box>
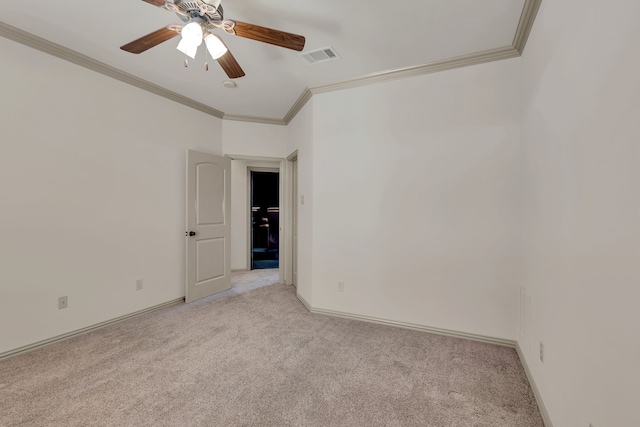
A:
<box><xmin>217</xmin><ymin>48</ymin><xmax>245</xmax><ymax>79</ymax></box>
<box><xmin>232</xmin><ymin>21</ymin><xmax>305</xmax><ymax>51</ymax></box>
<box><xmin>120</xmin><ymin>27</ymin><xmax>180</xmax><ymax>54</ymax></box>
<box><xmin>142</xmin><ymin>0</ymin><xmax>165</xmax><ymax>6</ymax></box>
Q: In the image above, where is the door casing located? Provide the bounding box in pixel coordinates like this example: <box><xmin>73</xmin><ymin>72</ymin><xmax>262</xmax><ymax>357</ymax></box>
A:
<box><xmin>287</xmin><ymin>151</ymin><xmax>298</xmax><ymax>287</ymax></box>
<box><xmin>226</xmin><ymin>154</ymin><xmax>290</xmax><ymax>285</ymax></box>
<box><xmin>248</xmin><ymin>167</ymin><xmax>280</xmax><ymax>271</ymax></box>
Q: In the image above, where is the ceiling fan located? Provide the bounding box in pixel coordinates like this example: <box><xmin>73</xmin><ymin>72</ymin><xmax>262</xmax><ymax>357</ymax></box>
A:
<box><xmin>120</xmin><ymin>0</ymin><xmax>306</xmax><ymax>79</ymax></box>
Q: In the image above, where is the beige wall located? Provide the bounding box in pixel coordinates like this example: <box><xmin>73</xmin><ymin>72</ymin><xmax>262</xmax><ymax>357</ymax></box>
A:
<box><xmin>0</xmin><ymin>37</ymin><xmax>223</xmax><ymax>354</ymax></box>
<box><xmin>222</xmin><ymin>120</ymin><xmax>287</xmax><ymax>158</ymax></box>
<box><xmin>223</xmin><ymin>120</ymin><xmax>288</xmax><ymax>271</ymax></box>
<box><xmin>519</xmin><ymin>0</ymin><xmax>640</xmax><ymax>425</ymax></box>
<box><xmin>286</xmin><ymin>101</ymin><xmax>315</xmax><ymax>305</ymax></box>
<box><xmin>4</xmin><ymin>4</ymin><xmax>640</xmax><ymax>424</ymax></box>
<box><xmin>307</xmin><ymin>59</ymin><xmax>523</xmax><ymax>340</ymax></box>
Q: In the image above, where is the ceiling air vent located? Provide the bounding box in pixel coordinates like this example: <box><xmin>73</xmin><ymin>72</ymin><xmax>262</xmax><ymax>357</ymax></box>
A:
<box><xmin>300</xmin><ymin>47</ymin><xmax>340</xmax><ymax>64</ymax></box>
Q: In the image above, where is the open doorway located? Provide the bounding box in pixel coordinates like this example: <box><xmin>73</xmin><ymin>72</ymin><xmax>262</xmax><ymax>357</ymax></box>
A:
<box><xmin>250</xmin><ymin>170</ymin><xmax>279</xmax><ymax>270</ymax></box>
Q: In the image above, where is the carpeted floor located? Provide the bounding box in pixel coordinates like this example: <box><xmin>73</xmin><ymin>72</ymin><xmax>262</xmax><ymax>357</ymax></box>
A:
<box><xmin>0</xmin><ymin>270</ymin><xmax>544</xmax><ymax>426</ymax></box>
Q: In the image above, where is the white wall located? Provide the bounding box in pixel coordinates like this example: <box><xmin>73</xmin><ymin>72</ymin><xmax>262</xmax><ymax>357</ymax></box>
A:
<box><xmin>0</xmin><ymin>38</ymin><xmax>223</xmax><ymax>354</ymax></box>
<box><xmin>519</xmin><ymin>0</ymin><xmax>640</xmax><ymax>425</ymax></box>
<box><xmin>286</xmin><ymin>101</ymin><xmax>314</xmax><ymax>305</ymax></box>
<box><xmin>6</xmin><ymin>6</ymin><xmax>639</xmax><ymax>424</ymax></box>
<box><xmin>222</xmin><ymin>120</ymin><xmax>287</xmax><ymax>158</ymax></box>
<box><xmin>309</xmin><ymin>59</ymin><xmax>522</xmax><ymax>340</ymax></box>
<box><xmin>223</xmin><ymin>120</ymin><xmax>287</xmax><ymax>271</ymax></box>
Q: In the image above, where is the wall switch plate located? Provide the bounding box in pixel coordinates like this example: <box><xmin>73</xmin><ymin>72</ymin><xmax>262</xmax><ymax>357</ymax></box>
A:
<box><xmin>136</xmin><ymin>279</ymin><xmax>143</xmax><ymax>291</ymax></box>
<box><xmin>539</xmin><ymin>341</ymin><xmax>544</xmax><ymax>363</ymax></box>
<box><xmin>337</xmin><ymin>281</ymin><xmax>345</xmax><ymax>292</ymax></box>
<box><xmin>300</xmin><ymin>195</ymin><xmax>305</xmax><ymax>205</ymax></box>
<box><xmin>58</xmin><ymin>296</ymin><xmax>68</xmax><ymax>310</ymax></box>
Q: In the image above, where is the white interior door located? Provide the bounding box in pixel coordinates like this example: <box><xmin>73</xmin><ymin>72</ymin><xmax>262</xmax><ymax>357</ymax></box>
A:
<box><xmin>186</xmin><ymin>150</ymin><xmax>231</xmax><ymax>303</ymax></box>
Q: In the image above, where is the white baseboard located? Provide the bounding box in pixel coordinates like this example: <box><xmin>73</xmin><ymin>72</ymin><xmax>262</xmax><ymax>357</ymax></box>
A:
<box><xmin>0</xmin><ymin>297</ymin><xmax>185</xmax><ymax>361</ymax></box>
<box><xmin>5</xmin><ymin>291</ymin><xmax>553</xmax><ymax>427</ymax></box>
<box><xmin>296</xmin><ymin>293</ymin><xmax>312</xmax><ymax>311</ymax></box>
<box><xmin>294</xmin><ymin>296</ymin><xmax>552</xmax><ymax>426</ymax></box>
<box><xmin>295</xmin><ymin>299</ymin><xmax>515</xmax><ymax>347</ymax></box>
<box><xmin>516</xmin><ymin>343</ymin><xmax>554</xmax><ymax>427</ymax></box>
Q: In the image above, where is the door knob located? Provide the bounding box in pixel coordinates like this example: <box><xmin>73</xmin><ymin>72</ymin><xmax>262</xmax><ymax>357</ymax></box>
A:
<box><xmin>186</xmin><ymin>231</ymin><xmax>196</xmax><ymax>236</ymax></box>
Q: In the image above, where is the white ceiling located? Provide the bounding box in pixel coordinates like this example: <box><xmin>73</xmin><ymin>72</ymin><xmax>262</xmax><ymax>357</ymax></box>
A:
<box><xmin>1</xmin><ymin>0</ymin><xmax>527</xmax><ymax>121</ymax></box>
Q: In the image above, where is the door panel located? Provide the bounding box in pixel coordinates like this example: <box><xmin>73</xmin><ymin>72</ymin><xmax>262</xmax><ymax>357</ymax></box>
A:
<box><xmin>196</xmin><ymin>238</ymin><xmax>225</xmax><ymax>282</ymax></box>
<box><xmin>196</xmin><ymin>163</ymin><xmax>225</xmax><ymax>225</ymax></box>
<box><xmin>186</xmin><ymin>150</ymin><xmax>231</xmax><ymax>303</ymax></box>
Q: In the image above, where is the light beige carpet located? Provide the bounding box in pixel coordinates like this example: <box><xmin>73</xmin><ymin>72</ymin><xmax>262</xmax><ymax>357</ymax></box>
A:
<box><xmin>0</xmin><ymin>270</ymin><xmax>544</xmax><ymax>426</ymax></box>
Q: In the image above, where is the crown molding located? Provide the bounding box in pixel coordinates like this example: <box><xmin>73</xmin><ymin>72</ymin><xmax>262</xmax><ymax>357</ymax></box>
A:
<box><xmin>283</xmin><ymin>88</ymin><xmax>313</xmax><ymax>124</ymax></box>
<box><xmin>311</xmin><ymin>46</ymin><xmax>519</xmax><ymax>95</ymax></box>
<box><xmin>281</xmin><ymin>0</ymin><xmax>542</xmax><ymax>124</ymax></box>
<box><xmin>0</xmin><ymin>21</ymin><xmax>225</xmax><ymax>119</ymax></box>
<box><xmin>2</xmin><ymin>0</ymin><xmax>541</xmax><ymax>126</ymax></box>
<box><xmin>223</xmin><ymin>114</ymin><xmax>286</xmax><ymax>126</ymax></box>
<box><xmin>513</xmin><ymin>0</ymin><xmax>543</xmax><ymax>54</ymax></box>
<box><xmin>282</xmin><ymin>45</ymin><xmax>519</xmax><ymax>124</ymax></box>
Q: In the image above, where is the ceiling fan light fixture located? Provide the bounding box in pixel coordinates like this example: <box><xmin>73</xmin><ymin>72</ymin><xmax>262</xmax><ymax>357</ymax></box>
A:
<box><xmin>177</xmin><ymin>38</ymin><xmax>198</xmax><ymax>59</ymax></box>
<box><xmin>177</xmin><ymin>21</ymin><xmax>204</xmax><ymax>59</ymax></box>
<box><xmin>204</xmin><ymin>34</ymin><xmax>228</xmax><ymax>59</ymax></box>
<box><xmin>181</xmin><ymin>22</ymin><xmax>204</xmax><ymax>46</ymax></box>
<box><xmin>120</xmin><ymin>3</ymin><xmax>305</xmax><ymax>79</ymax></box>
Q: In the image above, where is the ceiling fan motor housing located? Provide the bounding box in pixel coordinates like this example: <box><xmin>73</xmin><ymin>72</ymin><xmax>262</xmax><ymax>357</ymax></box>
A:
<box><xmin>172</xmin><ymin>0</ymin><xmax>223</xmax><ymax>23</ymax></box>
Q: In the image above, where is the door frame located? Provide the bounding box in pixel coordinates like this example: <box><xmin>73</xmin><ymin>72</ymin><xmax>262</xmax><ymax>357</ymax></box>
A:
<box><xmin>285</xmin><ymin>150</ymin><xmax>298</xmax><ymax>287</ymax></box>
<box><xmin>226</xmin><ymin>154</ymin><xmax>290</xmax><ymax>285</ymax></box>
<box><xmin>247</xmin><ymin>167</ymin><xmax>280</xmax><ymax>272</ymax></box>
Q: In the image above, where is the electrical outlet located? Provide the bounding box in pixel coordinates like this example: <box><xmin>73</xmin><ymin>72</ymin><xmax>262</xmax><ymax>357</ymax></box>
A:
<box><xmin>337</xmin><ymin>281</ymin><xmax>345</xmax><ymax>292</ymax></box>
<box><xmin>539</xmin><ymin>341</ymin><xmax>544</xmax><ymax>363</ymax></box>
<box><xmin>58</xmin><ymin>296</ymin><xmax>68</xmax><ymax>310</ymax></box>
<box><xmin>136</xmin><ymin>279</ymin><xmax>143</xmax><ymax>291</ymax></box>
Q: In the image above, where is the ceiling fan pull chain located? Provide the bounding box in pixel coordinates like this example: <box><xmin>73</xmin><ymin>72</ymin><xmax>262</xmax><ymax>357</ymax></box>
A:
<box><xmin>184</xmin><ymin>58</ymin><xmax>189</xmax><ymax>68</ymax></box>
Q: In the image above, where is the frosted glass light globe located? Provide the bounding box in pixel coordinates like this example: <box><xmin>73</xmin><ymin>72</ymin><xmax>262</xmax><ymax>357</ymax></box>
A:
<box><xmin>204</xmin><ymin>34</ymin><xmax>228</xmax><ymax>59</ymax></box>
<box><xmin>181</xmin><ymin>22</ymin><xmax>203</xmax><ymax>47</ymax></box>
